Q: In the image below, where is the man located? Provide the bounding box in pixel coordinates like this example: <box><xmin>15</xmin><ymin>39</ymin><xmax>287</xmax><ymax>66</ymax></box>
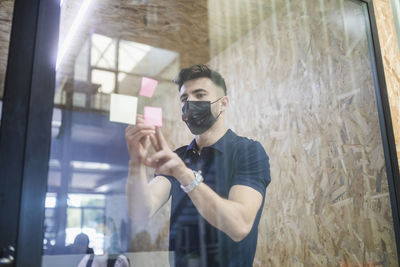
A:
<box><xmin>125</xmin><ymin>64</ymin><xmax>270</xmax><ymax>266</ymax></box>
<box><xmin>67</xmin><ymin>233</ymin><xmax>94</xmax><ymax>254</ymax></box>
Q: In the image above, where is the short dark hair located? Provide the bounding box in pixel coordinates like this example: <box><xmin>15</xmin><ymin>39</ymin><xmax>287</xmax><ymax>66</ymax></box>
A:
<box><xmin>173</xmin><ymin>64</ymin><xmax>227</xmax><ymax>95</ymax></box>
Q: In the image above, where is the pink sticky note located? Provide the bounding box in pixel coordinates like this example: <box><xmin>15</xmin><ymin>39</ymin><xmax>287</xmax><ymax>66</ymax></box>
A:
<box><xmin>139</xmin><ymin>77</ymin><xmax>158</xmax><ymax>98</ymax></box>
<box><xmin>144</xmin><ymin>106</ymin><xmax>162</xmax><ymax>126</ymax></box>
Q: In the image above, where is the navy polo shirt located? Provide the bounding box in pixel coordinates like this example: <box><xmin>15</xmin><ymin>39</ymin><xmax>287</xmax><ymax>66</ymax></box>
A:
<box><xmin>163</xmin><ymin>129</ymin><xmax>270</xmax><ymax>267</ymax></box>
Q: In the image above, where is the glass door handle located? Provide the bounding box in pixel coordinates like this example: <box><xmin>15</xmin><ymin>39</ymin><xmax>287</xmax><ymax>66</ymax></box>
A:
<box><xmin>0</xmin><ymin>246</ymin><xmax>14</xmax><ymax>266</ymax></box>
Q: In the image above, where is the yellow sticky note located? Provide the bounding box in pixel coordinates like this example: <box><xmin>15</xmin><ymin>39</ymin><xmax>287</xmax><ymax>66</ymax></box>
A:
<box><xmin>109</xmin><ymin>93</ymin><xmax>138</xmax><ymax>124</ymax></box>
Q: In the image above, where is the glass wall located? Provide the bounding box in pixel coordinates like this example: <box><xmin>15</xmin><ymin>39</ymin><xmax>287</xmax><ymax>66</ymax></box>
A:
<box><xmin>42</xmin><ymin>0</ymin><xmax>399</xmax><ymax>266</ymax></box>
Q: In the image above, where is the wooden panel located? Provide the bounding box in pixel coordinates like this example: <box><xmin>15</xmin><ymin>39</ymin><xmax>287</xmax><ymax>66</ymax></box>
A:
<box><xmin>208</xmin><ymin>0</ymin><xmax>398</xmax><ymax>266</ymax></box>
<box><xmin>374</xmin><ymin>0</ymin><xmax>400</xmax><ymax>180</ymax></box>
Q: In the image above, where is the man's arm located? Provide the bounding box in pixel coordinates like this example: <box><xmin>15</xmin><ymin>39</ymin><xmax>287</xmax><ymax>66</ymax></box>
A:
<box><xmin>188</xmin><ymin>181</ymin><xmax>263</xmax><ymax>242</ymax></box>
<box><xmin>145</xmin><ymin>127</ymin><xmax>264</xmax><ymax>242</ymax></box>
<box><xmin>125</xmin><ymin>116</ymin><xmax>171</xmax><ymax>222</ymax></box>
<box><xmin>125</xmin><ymin>163</ymin><xmax>171</xmax><ymax>222</ymax></box>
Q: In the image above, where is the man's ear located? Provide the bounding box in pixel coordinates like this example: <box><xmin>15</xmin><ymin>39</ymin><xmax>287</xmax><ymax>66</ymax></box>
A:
<box><xmin>220</xmin><ymin>96</ymin><xmax>229</xmax><ymax>112</ymax></box>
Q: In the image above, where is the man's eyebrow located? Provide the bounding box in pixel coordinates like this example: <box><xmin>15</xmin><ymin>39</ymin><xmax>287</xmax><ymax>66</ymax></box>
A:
<box><xmin>192</xmin><ymin>88</ymin><xmax>208</xmax><ymax>94</ymax></box>
<box><xmin>180</xmin><ymin>88</ymin><xmax>208</xmax><ymax>100</ymax></box>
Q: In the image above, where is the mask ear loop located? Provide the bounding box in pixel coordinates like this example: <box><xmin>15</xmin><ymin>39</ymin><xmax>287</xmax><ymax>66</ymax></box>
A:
<box><xmin>210</xmin><ymin>96</ymin><xmax>224</xmax><ymax>104</ymax></box>
<box><xmin>211</xmin><ymin>96</ymin><xmax>225</xmax><ymax>119</ymax></box>
<box><xmin>215</xmin><ymin>111</ymin><xmax>223</xmax><ymax>120</ymax></box>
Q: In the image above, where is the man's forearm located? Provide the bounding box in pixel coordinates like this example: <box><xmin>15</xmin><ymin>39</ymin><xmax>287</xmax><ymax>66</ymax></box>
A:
<box><xmin>187</xmin><ymin>181</ymin><xmax>257</xmax><ymax>242</ymax></box>
<box><xmin>126</xmin><ymin>161</ymin><xmax>153</xmax><ymax>222</ymax></box>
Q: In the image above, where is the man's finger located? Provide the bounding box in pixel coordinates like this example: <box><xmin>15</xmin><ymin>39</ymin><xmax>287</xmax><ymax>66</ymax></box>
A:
<box><xmin>126</xmin><ymin>124</ymin><xmax>156</xmax><ymax>133</ymax></box>
<box><xmin>143</xmin><ymin>157</ymin><xmax>159</xmax><ymax>169</ymax></box>
<box><xmin>127</xmin><ymin>129</ymin><xmax>155</xmax><ymax>140</ymax></box>
<box><xmin>144</xmin><ymin>135</ymin><xmax>151</xmax><ymax>150</ymax></box>
<box><xmin>125</xmin><ymin>125</ymin><xmax>135</xmax><ymax>133</ymax></box>
<box><xmin>128</xmin><ymin>130</ymin><xmax>155</xmax><ymax>144</ymax></box>
<box><xmin>126</xmin><ymin>125</ymin><xmax>155</xmax><ymax>136</ymax></box>
<box><xmin>148</xmin><ymin>150</ymin><xmax>170</xmax><ymax>163</ymax></box>
<box><xmin>126</xmin><ymin>125</ymin><xmax>153</xmax><ymax>135</ymax></box>
<box><xmin>126</xmin><ymin>115</ymin><xmax>145</xmax><ymax>129</ymax></box>
<box><xmin>155</xmin><ymin>127</ymin><xmax>169</xmax><ymax>149</ymax></box>
<box><xmin>143</xmin><ymin>155</ymin><xmax>167</xmax><ymax>169</ymax></box>
<box><xmin>136</xmin><ymin>114</ymin><xmax>145</xmax><ymax>123</ymax></box>
<box><xmin>157</xmin><ymin>160</ymin><xmax>179</xmax><ymax>176</ymax></box>
<box><xmin>149</xmin><ymin>134</ymin><xmax>160</xmax><ymax>151</ymax></box>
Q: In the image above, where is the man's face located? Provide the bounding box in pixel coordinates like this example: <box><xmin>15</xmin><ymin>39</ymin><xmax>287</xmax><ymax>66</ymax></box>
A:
<box><xmin>179</xmin><ymin>77</ymin><xmax>224</xmax><ymax>105</ymax></box>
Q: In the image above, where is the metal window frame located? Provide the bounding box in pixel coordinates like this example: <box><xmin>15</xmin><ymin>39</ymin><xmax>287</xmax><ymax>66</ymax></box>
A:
<box><xmin>360</xmin><ymin>0</ymin><xmax>400</xmax><ymax>262</ymax></box>
<box><xmin>0</xmin><ymin>0</ymin><xmax>60</xmax><ymax>266</ymax></box>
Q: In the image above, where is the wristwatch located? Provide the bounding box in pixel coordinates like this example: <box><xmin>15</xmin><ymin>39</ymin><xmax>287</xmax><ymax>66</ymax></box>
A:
<box><xmin>180</xmin><ymin>170</ymin><xmax>204</xmax><ymax>193</ymax></box>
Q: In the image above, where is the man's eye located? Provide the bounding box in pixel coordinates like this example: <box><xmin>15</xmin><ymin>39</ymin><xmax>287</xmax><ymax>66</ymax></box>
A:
<box><xmin>197</xmin><ymin>94</ymin><xmax>205</xmax><ymax>98</ymax></box>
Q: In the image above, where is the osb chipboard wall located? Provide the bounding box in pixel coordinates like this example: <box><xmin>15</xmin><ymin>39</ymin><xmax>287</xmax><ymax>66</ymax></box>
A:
<box><xmin>207</xmin><ymin>0</ymin><xmax>280</xmax><ymax>58</ymax></box>
<box><xmin>373</xmin><ymin>0</ymin><xmax>400</xmax><ymax>180</ymax></box>
<box><xmin>208</xmin><ymin>0</ymin><xmax>398</xmax><ymax>266</ymax></box>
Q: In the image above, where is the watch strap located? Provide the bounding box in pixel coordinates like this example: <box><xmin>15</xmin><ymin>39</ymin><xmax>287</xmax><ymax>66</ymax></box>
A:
<box><xmin>180</xmin><ymin>170</ymin><xmax>203</xmax><ymax>193</ymax></box>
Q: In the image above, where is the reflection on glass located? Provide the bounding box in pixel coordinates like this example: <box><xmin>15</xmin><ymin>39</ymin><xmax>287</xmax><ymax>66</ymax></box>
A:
<box><xmin>55</xmin><ymin>32</ymin><xmax>179</xmax><ymax>112</ymax></box>
<box><xmin>391</xmin><ymin>0</ymin><xmax>400</xmax><ymax>51</ymax></box>
<box><xmin>91</xmin><ymin>34</ymin><xmax>116</xmax><ymax>69</ymax></box>
<box><xmin>56</xmin><ymin>0</ymin><xmax>94</xmax><ymax>70</ymax></box>
<box><xmin>118</xmin><ymin>39</ymin><xmax>178</xmax><ymax>77</ymax></box>
<box><xmin>92</xmin><ymin>69</ymin><xmax>115</xmax><ymax>94</ymax></box>
<box><xmin>0</xmin><ymin>0</ymin><xmax>15</xmax><ymax>123</ymax></box>
<box><xmin>44</xmin><ymin>193</ymin><xmax>107</xmax><ymax>255</ymax></box>
<box><xmin>43</xmin><ymin>0</ymin><xmax>399</xmax><ymax>266</ymax></box>
<box><xmin>43</xmin><ymin>107</ymin><xmax>130</xmax><ymax>260</ymax></box>
<box><xmin>72</xmin><ymin>92</ymin><xmax>87</xmax><ymax>108</ymax></box>
<box><xmin>118</xmin><ymin>40</ymin><xmax>152</xmax><ymax>73</ymax></box>
<box><xmin>117</xmin><ymin>73</ymin><xmax>141</xmax><ymax>96</ymax></box>
<box><xmin>0</xmin><ymin>100</ymin><xmax>2</xmax><ymax>127</ymax></box>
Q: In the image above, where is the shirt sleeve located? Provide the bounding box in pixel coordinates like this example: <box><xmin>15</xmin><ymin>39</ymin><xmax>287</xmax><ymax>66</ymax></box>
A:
<box><xmin>232</xmin><ymin>140</ymin><xmax>271</xmax><ymax>197</ymax></box>
<box><xmin>153</xmin><ymin>146</ymin><xmax>188</xmax><ymax>196</ymax></box>
<box><xmin>155</xmin><ymin>174</ymin><xmax>175</xmax><ymax>197</ymax></box>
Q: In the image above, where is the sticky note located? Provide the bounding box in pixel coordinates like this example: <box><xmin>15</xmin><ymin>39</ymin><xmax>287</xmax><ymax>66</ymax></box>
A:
<box><xmin>139</xmin><ymin>77</ymin><xmax>158</xmax><ymax>98</ymax></box>
<box><xmin>109</xmin><ymin>93</ymin><xmax>138</xmax><ymax>124</ymax></box>
<box><xmin>144</xmin><ymin>106</ymin><xmax>162</xmax><ymax>126</ymax></box>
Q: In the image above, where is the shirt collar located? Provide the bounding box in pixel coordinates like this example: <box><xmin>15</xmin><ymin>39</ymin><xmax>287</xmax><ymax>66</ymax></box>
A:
<box><xmin>185</xmin><ymin>129</ymin><xmax>236</xmax><ymax>154</ymax></box>
<box><xmin>186</xmin><ymin>139</ymin><xmax>199</xmax><ymax>153</ymax></box>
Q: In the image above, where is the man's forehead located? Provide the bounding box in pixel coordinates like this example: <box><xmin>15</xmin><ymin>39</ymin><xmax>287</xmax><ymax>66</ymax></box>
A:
<box><xmin>180</xmin><ymin>77</ymin><xmax>216</xmax><ymax>95</ymax></box>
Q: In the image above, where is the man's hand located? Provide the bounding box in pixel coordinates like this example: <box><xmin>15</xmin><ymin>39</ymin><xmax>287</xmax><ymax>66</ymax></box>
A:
<box><xmin>144</xmin><ymin>127</ymin><xmax>193</xmax><ymax>184</ymax></box>
<box><xmin>125</xmin><ymin>117</ymin><xmax>172</xmax><ymax>223</ymax></box>
<box><xmin>125</xmin><ymin>115</ymin><xmax>155</xmax><ymax>165</ymax></box>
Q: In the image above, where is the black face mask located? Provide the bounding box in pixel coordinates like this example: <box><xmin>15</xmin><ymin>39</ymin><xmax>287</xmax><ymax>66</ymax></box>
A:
<box><xmin>181</xmin><ymin>98</ymin><xmax>223</xmax><ymax>135</ymax></box>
